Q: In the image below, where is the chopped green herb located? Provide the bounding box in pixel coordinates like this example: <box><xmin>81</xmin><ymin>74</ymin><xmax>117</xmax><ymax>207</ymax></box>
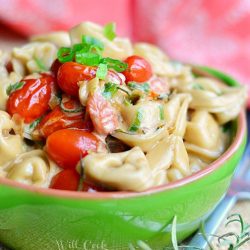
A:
<box><xmin>102</xmin><ymin>82</ymin><xmax>118</xmax><ymax>99</ymax></box>
<box><xmin>129</xmin><ymin>109</ymin><xmax>143</xmax><ymax>132</ymax></box>
<box><xmin>96</xmin><ymin>63</ymin><xmax>108</xmax><ymax>80</ymax></box>
<box><xmin>103</xmin><ymin>22</ymin><xmax>116</xmax><ymax>41</ymax></box>
<box><xmin>124</xmin><ymin>98</ymin><xmax>132</xmax><ymax>106</ymax></box>
<box><xmin>159</xmin><ymin>105</ymin><xmax>164</xmax><ymax>120</ymax></box>
<box><xmin>34</xmin><ymin>57</ymin><xmax>48</xmax><ymax>71</ymax></box>
<box><xmin>222</xmin><ymin>122</ymin><xmax>231</xmax><ymax>133</ymax></box>
<box><xmin>101</xmin><ymin>57</ymin><xmax>128</xmax><ymax>72</ymax></box>
<box><xmin>192</xmin><ymin>83</ymin><xmax>204</xmax><ymax>90</ymax></box>
<box><xmin>29</xmin><ymin>117</ymin><xmax>42</xmax><ymax>130</ymax></box>
<box><xmin>6</xmin><ymin>81</ymin><xmax>25</xmax><ymax>95</ymax></box>
<box><xmin>82</xmin><ymin>35</ymin><xmax>104</xmax><ymax>52</ymax></box>
<box><xmin>75</xmin><ymin>51</ymin><xmax>101</xmax><ymax>66</ymax></box>
<box><xmin>127</xmin><ymin>82</ymin><xmax>150</xmax><ymax>93</ymax></box>
<box><xmin>57</xmin><ymin>47</ymin><xmax>74</xmax><ymax>63</ymax></box>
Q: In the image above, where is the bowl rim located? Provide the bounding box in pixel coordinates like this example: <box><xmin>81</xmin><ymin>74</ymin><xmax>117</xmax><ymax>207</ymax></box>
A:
<box><xmin>0</xmin><ymin>110</ymin><xmax>246</xmax><ymax>200</ymax></box>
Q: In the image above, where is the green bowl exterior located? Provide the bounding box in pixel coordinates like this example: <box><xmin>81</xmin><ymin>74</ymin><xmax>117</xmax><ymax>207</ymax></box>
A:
<box><xmin>0</xmin><ymin>67</ymin><xmax>247</xmax><ymax>250</ymax></box>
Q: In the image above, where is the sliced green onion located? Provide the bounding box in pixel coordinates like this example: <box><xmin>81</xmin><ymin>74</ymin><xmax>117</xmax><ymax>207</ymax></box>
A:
<box><xmin>60</xmin><ymin>100</ymin><xmax>83</xmax><ymax>113</ymax></box>
<box><xmin>102</xmin><ymin>82</ymin><xmax>118</xmax><ymax>99</ymax></box>
<box><xmin>101</xmin><ymin>57</ymin><xmax>128</xmax><ymax>72</ymax></box>
<box><xmin>57</xmin><ymin>47</ymin><xmax>74</xmax><ymax>63</ymax></box>
<box><xmin>127</xmin><ymin>82</ymin><xmax>150</xmax><ymax>93</ymax></box>
<box><xmin>34</xmin><ymin>57</ymin><xmax>47</xmax><ymax>71</ymax></box>
<box><xmin>29</xmin><ymin>117</ymin><xmax>42</xmax><ymax>130</ymax></box>
<box><xmin>6</xmin><ymin>81</ymin><xmax>25</xmax><ymax>95</ymax></box>
<box><xmin>103</xmin><ymin>22</ymin><xmax>116</xmax><ymax>41</ymax></box>
<box><xmin>82</xmin><ymin>35</ymin><xmax>104</xmax><ymax>52</ymax></box>
<box><xmin>129</xmin><ymin>109</ymin><xmax>143</xmax><ymax>132</ymax></box>
<box><xmin>96</xmin><ymin>63</ymin><xmax>108</xmax><ymax>80</ymax></box>
<box><xmin>159</xmin><ymin>105</ymin><xmax>164</xmax><ymax>120</ymax></box>
<box><xmin>75</xmin><ymin>51</ymin><xmax>101</xmax><ymax>66</ymax></box>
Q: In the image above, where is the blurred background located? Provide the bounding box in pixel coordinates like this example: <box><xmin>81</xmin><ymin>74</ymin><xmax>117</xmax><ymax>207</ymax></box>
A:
<box><xmin>0</xmin><ymin>0</ymin><xmax>249</xmax><ymax>101</ymax></box>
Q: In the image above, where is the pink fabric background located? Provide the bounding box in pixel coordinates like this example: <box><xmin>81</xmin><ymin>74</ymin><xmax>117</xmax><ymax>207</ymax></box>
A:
<box><xmin>0</xmin><ymin>0</ymin><xmax>249</xmax><ymax>106</ymax></box>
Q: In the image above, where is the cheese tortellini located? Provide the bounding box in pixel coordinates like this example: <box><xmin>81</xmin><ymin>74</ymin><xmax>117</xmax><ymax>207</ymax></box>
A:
<box><xmin>0</xmin><ymin>22</ymin><xmax>247</xmax><ymax>192</ymax></box>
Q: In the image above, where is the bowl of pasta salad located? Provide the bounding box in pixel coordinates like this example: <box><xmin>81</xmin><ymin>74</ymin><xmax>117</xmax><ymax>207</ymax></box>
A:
<box><xmin>0</xmin><ymin>22</ymin><xmax>247</xmax><ymax>250</ymax></box>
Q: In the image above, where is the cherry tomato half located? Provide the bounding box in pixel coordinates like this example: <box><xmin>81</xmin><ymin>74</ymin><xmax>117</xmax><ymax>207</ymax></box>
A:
<box><xmin>46</xmin><ymin>129</ymin><xmax>98</xmax><ymax>169</ymax></box>
<box><xmin>50</xmin><ymin>59</ymin><xmax>63</xmax><ymax>77</ymax></box>
<box><xmin>57</xmin><ymin>62</ymin><xmax>122</xmax><ymax>96</ymax></box>
<box><xmin>122</xmin><ymin>55</ymin><xmax>152</xmax><ymax>83</ymax></box>
<box><xmin>50</xmin><ymin>169</ymin><xmax>80</xmax><ymax>191</ymax></box>
<box><xmin>7</xmin><ymin>74</ymin><xmax>55</xmax><ymax>123</ymax></box>
<box><xmin>38</xmin><ymin>98</ymin><xmax>93</xmax><ymax>138</ymax></box>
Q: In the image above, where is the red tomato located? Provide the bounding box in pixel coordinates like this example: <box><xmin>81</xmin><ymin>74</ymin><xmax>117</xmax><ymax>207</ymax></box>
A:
<box><xmin>7</xmin><ymin>74</ymin><xmax>55</xmax><ymax>123</ymax></box>
<box><xmin>57</xmin><ymin>62</ymin><xmax>122</xmax><ymax>96</ymax></box>
<box><xmin>50</xmin><ymin>59</ymin><xmax>63</xmax><ymax>77</ymax></box>
<box><xmin>87</xmin><ymin>91</ymin><xmax>119</xmax><ymax>135</ymax></box>
<box><xmin>82</xmin><ymin>181</ymin><xmax>106</xmax><ymax>192</ymax></box>
<box><xmin>149</xmin><ymin>77</ymin><xmax>169</xmax><ymax>97</ymax></box>
<box><xmin>46</xmin><ymin>129</ymin><xmax>98</xmax><ymax>169</ymax></box>
<box><xmin>122</xmin><ymin>55</ymin><xmax>152</xmax><ymax>83</ymax></box>
<box><xmin>38</xmin><ymin>104</ymin><xmax>93</xmax><ymax>138</ymax></box>
<box><xmin>50</xmin><ymin>169</ymin><xmax>80</xmax><ymax>191</ymax></box>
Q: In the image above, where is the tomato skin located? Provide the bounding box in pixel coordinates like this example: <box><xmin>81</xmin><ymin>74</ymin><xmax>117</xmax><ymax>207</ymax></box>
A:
<box><xmin>82</xmin><ymin>181</ymin><xmax>106</xmax><ymax>192</ymax></box>
<box><xmin>122</xmin><ymin>55</ymin><xmax>152</xmax><ymax>83</ymax></box>
<box><xmin>46</xmin><ymin>129</ymin><xmax>98</xmax><ymax>169</ymax></box>
<box><xmin>38</xmin><ymin>107</ymin><xmax>93</xmax><ymax>138</ymax></box>
<box><xmin>50</xmin><ymin>59</ymin><xmax>63</xmax><ymax>77</ymax></box>
<box><xmin>50</xmin><ymin>169</ymin><xmax>80</xmax><ymax>191</ymax></box>
<box><xmin>57</xmin><ymin>62</ymin><xmax>96</xmax><ymax>96</ymax></box>
<box><xmin>6</xmin><ymin>74</ymin><xmax>55</xmax><ymax>123</ymax></box>
<box><xmin>57</xmin><ymin>62</ymin><xmax>122</xmax><ymax>96</ymax></box>
<box><xmin>38</xmin><ymin>98</ymin><xmax>93</xmax><ymax>138</ymax></box>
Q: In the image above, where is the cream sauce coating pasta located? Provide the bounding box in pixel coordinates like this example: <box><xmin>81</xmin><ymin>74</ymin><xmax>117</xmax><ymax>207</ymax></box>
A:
<box><xmin>0</xmin><ymin>22</ymin><xmax>247</xmax><ymax>192</ymax></box>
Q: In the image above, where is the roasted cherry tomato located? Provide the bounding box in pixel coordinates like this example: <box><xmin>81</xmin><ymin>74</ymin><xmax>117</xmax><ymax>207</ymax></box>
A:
<box><xmin>87</xmin><ymin>91</ymin><xmax>119</xmax><ymax>135</ymax></box>
<box><xmin>50</xmin><ymin>169</ymin><xmax>80</xmax><ymax>191</ymax></box>
<box><xmin>38</xmin><ymin>98</ymin><xmax>92</xmax><ymax>138</ymax></box>
<box><xmin>82</xmin><ymin>181</ymin><xmax>106</xmax><ymax>192</ymax></box>
<box><xmin>122</xmin><ymin>55</ymin><xmax>152</xmax><ymax>83</ymax></box>
<box><xmin>7</xmin><ymin>74</ymin><xmax>55</xmax><ymax>123</ymax></box>
<box><xmin>50</xmin><ymin>59</ymin><xmax>63</xmax><ymax>77</ymax></box>
<box><xmin>149</xmin><ymin>77</ymin><xmax>169</xmax><ymax>98</ymax></box>
<box><xmin>57</xmin><ymin>62</ymin><xmax>122</xmax><ymax>96</ymax></box>
<box><xmin>46</xmin><ymin>129</ymin><xmax>98</xmax><ymax>169</ymax></box>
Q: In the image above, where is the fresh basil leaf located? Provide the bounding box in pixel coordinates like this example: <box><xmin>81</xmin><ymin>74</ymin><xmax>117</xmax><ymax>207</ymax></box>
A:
<box><xmin>127</xmin><ymin>82</ymin><xmax>150</xmax><ymax>93</ymax></box>
<box><xmin>96</xmin><ymin>63</ymin><xmax>108</xmax><ymax>80</ymax></box>
<box><xmin>159</xmin><ymin>105</ymin><xmax>164</xmax><ymax>120</ymax></box>
<box><xmin>129</xmin><ymin>109</ymin><xmax>143</xmax><ymax>132</ymax></box>
<box><xmin>6</xmin><ymin>81</ymin><xmax>25</xmax><ymax>95</ymax></box>
<box><xmin>102</xmin><ymin>82</ymin><xmax>118</xmax><ymax>99</ymax></box>
<box><xmin>103</xmin><ymin>22</ymin><xmax>116</xmax><ymax>41</ymax></box>
<box><xmin>81</xmin><ymin>35</ymin><xmax>104</xmax><ymax>52</ymax></box>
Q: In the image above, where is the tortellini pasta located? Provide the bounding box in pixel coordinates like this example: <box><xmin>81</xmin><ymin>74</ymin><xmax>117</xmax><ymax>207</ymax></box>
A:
<box><xmin>70</xmin><ymin>22</ymin><xmax>133</xmax><ymax>60</ymax></box>
<box><xmin>0</xmin><ymin>111</ymin><xmax>25</xmax><ymax>165</ymax></box>
<box><xmin>0</xmin><ymin>21</ymin><xmax>247</xmax><ymax>192</ymax></box>
<box><xmin>83</xmin><ymin>147</ymin><xmax>154</xmax><ymax>191</ymax></box>
<box><xmin>2</xmin><ymin>150</ymin><xmax>59</xmax><ymax>187</ymax></box>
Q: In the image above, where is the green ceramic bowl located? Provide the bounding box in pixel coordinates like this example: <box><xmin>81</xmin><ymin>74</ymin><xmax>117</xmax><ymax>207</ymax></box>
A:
<box><xmin>0</xmin><ymin>67</ymin><xmax>247</xmax><ymax>250</ymax></box>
